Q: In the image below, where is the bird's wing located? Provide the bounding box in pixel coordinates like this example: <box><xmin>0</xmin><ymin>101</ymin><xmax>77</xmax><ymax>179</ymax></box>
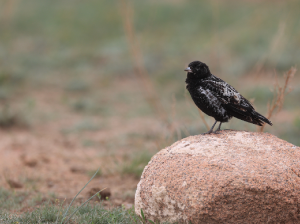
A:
<box><xmin>201</xmin><ymin>79</ymin><xmax>254</xmax><ymax>113</ymax></box>
<box><xmin>196</xmin><ymin>86</ymin><xmax>227</xmax><ymax>117</ymax></box>
<box><xmin>201</xmin><ymin>77</ymin><xmax>272</xmax><ymax>126</ymax></box>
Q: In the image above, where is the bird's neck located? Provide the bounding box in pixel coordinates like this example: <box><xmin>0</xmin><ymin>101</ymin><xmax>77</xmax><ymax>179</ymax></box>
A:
<box><xmin>186</xmin><ymin>72</ymin><xmax>211</xmax><ymax>83</ymax></box>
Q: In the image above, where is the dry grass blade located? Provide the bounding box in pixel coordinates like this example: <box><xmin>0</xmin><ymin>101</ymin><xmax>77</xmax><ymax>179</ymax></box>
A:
<box><xmin>61</xmin><ymin>168</ymin><xmax>101</xmax><ymax>223</ymax></box>
<box><xmin>259</xmin><ymin>67</ymin><xmax>296</xmax><ymax>132</ymax></box>
<box><xmin>119</xmin><ymin>0</ymin><xmax>166</xmax><ymax>121</ymax></box>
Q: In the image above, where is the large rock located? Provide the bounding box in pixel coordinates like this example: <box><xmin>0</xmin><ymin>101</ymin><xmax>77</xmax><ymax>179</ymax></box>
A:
<box><xmin>135</xmin><ymin>130</ymin><xmax>300</xmax><ymax>223</ymax></box>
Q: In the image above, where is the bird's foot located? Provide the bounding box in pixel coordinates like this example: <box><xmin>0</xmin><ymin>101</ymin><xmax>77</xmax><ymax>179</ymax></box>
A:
<box><xmin>212</xmin><ymin>130</ymin><xmax>221</xmax><ymax>134</ymax></box>
<box><xmin>212</xmin><ymin>128</ymin><xmax>222</xmax><ymax>134</ymax></box>
<box><xmin>212</xmin><ymin>122</ymin><xmax>222</xmax><ymax>134</ymax></box>
<box><xmin>202</xmin><ymin>121</ymin><xmax>218</xmax><ymax>135</ymax></box>
<box><xmin>202</xmin><ymin>130</ymin><xmax>214</xmax><ymax>135</ymax></box>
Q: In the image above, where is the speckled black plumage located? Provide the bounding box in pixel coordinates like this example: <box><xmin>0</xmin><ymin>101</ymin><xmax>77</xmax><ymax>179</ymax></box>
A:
<box><xmin>185</xmin><ymin>61</ymin><xmax>272</xmax><ymax>134</ymax></box>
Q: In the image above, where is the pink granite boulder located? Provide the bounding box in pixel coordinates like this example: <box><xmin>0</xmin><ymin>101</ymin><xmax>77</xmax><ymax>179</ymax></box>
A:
<box><xmin>135</xmin><ymin>130</ymin><xmax>300</xmax><ymax>223</ymax></box>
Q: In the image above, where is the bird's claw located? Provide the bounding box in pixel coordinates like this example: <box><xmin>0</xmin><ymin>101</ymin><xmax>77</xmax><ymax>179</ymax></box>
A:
<box><xmin>213</xmin><ymin>128</ymin><xmax>221</xmax><ymax>134</ymax></box>
<box><xmin>202</xmin><ymin>130</ymin><xmax>213</xmax><ymax>135</ymax></box>
<box><xmin>202</xmin><ymin>129</ymin><xmax>221</xmax><ymax>135</ymax></box>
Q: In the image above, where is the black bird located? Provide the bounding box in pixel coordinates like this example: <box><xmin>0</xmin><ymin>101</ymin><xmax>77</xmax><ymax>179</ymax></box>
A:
<box><xmin>184</xmin><ymin>61</ymin><xmax>272</xmax><ymax>134</ymax></box>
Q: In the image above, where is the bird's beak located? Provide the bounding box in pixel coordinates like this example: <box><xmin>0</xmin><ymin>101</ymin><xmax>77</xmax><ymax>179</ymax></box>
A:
<box><xmin>184</xmin><ymin>67</ymin><xmax>192</xmax><ymax>72</ymax></box>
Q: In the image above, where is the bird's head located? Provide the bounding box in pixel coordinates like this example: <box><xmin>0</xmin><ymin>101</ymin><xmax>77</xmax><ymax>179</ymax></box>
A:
<box><xmin>184</xmin><ymin>61</ymin><xmax>211</xmax><ymax>78</ymax></box>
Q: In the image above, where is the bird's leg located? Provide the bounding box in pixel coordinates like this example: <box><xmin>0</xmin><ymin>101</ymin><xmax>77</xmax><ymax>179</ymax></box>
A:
<box><xmin>203</xmin><ymin>120</ymin><xmax>218</xmax><ymax>134</ymax></box>
<box><xmin>213</xmin><ymin>122</ymin><xmax>222</xmax><ymax>133</ymax></box>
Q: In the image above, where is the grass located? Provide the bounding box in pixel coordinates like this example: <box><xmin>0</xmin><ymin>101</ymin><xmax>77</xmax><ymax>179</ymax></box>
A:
<box><xmin>259</xmin><ymin>67</ymin><xmax>296</xmax><ymax>132</ymax></box>
<box><xmin>1</xmin><ymin>0</ymin><xmax>299</xmax><ymax>142</ymax></box>
<box><xmin>0</xmin><ymin>202</ymin><xmax>179</xmax><ymax>224</ymax></box>
<box><xmin>0</xmin><ymin>169</ymin><xmax>167</xmax><ymax>224</ymax></box>
<box><xmin>61</xmin><ymin>120</ymin><xmax>103</xmax><ymax>134</ymax></box>
<box><xmin>0</xmin><ymin>105</ymin><xmax>27</xmax><ymax>129</ymax></box>
<box><xmin>86</xmin><ymin>169</ymin><xmax>102</xmax><ymax>178</ymax></box>
<box><xmin>122</xmin><ymin>151</ymin><xmax>154</xmax><ymax>179</ymax></box>
<box><xmin>0</xmin><ymin>187</ymin><xmax>163</xmax><ymax>224</ymax></box>
<box><xmin>0</xmin><ymin>203</ymin><xmax>162</xmax><ymax>224</ymax></box>
<box><xmin>0</xmin><ymin>188</ymin><xmax>28</xmax><ymax>211</ymax></box>
<box><xmin>69</xmin><ymin>98</ymin><xmax>110</xmax><ymax>115</ymax></box>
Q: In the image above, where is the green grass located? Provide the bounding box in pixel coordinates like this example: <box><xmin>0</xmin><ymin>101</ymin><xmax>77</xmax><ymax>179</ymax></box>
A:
<box><xmin>0</xmin><ymin>188</ymin><xmax>28</xmax><ymax>211</ymax></box>
<box><xmin>0</xmin><ymin>203</ymin><xmax>136</xmax><ymax>224</ymax></box>
<box><xmin>0</xmin><ymin>170</ymin><xmax>166</xmax><ymax>224</ymax></box>
<box><xmin>0</xmin><ymin>186</ymin><xmax>174</xmax><ymax>223</ymax></box>
<box><xmin>0</xmin><ymin>203</ymin><xmax>178</xmax><ymax>224</ymax></box>
<box><xmin>69</xmin><ymin>98</ymin><xmax>111</xmax><ymax>115</ymax></box>
<box><xmin>0</xmin><ymin>186</ymin><xmax>172</xmax><ymax>224</ymax></box>
<box><xmin>61</xmin><ymin>119</ymin><xmax>103</xmax><ymax>134</ymax></box>
<box><xmin>86</xmin><ymin>169</ymin><xmax>102</xmax><ymax>178</ymax></box>
<box><xmin>0</xmin><ymin>105</ymin><xmax>27</xmax><ymax>129</ymax></box>
<box><xmin>2</xmin><ymin>1</ymin><xmax>300</xmax><ymax>80</ymax></box>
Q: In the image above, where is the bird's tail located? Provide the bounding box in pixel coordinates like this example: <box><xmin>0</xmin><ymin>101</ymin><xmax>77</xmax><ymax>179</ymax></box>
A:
<box><xmin>252</xmin><ymin>111</ymin><xmax>272</xmax><ymax>126</ymax></box>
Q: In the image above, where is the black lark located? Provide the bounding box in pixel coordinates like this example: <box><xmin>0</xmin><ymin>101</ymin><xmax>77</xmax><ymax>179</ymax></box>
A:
<box><xmin>185</xmin><ymin>60</ymin><xmax>272</xmax><ymax>134</ymax></box>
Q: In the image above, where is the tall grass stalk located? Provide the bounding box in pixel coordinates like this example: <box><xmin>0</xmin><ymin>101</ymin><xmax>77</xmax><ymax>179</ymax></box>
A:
<box><xmin>259</xmin><ymin>67</ymin><xmax>296</xmax><ymax>132</ymax></box>
<box><xmin>62</xmin><ymin>188</ymin><xmax>105</xmax><ymax>224</ymax></box>
<box><xmin>120</xmin><ymin>0</ymin><xmax>166</xmax><ymax>122</ymax></box>
<box><xmin>60</xmin><ymin>168</ymin><xmax>101</xmax><ymax>224</ymax></box>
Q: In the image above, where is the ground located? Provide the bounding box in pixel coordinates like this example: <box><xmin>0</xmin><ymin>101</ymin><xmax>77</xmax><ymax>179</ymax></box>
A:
<box><xmin>1</xmin><ymin>76</ymin><xmax>299</xmax><ymax>215</ymax></box>
<box><xmin>0</xmin><ymin>78</ymin><xmax>161</xmax><ymax>210</ymax></box>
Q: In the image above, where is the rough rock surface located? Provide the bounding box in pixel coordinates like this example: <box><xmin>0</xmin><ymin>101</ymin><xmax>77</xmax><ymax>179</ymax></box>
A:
<box><xmin>135</xmin><ymin>130</ymin><xmax>300</xmax><ymax>224</ymax></box>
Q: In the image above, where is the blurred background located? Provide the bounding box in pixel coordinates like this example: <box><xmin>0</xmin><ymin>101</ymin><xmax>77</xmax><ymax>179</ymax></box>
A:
<box><xmin>0</xmin><ymin>0</ymin><xmax>299</xmax><ymax>211</ymax></box>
